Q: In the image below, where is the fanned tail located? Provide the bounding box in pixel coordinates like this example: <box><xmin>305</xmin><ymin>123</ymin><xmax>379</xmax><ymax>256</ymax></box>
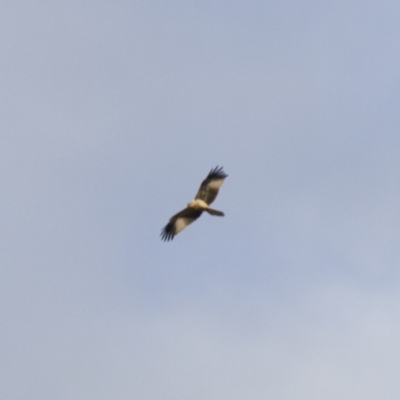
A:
<box><xmin>205</xmin><ymin>208</ymin><xmax>224</xmax><ymax>217</ymax></box>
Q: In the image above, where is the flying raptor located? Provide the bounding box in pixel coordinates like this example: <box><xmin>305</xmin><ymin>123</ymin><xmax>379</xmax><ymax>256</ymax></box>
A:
<box><xmin>161</xmin><ymin>166</ymin><xmax>228</xmax><ymax>241</ymax></box>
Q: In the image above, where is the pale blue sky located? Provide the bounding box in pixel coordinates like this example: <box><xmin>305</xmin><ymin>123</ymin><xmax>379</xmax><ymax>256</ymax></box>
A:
<box><xmin>1</xmin><ymin>1</ymin><xmax>400</xmax><ymax>399</ymax></box>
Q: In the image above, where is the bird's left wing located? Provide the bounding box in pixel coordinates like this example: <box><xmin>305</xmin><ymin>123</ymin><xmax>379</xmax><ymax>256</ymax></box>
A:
<box><xmin>194</xmin><ymin>166</ymin><xmax>228</xmax><ymax>205</ymax></box>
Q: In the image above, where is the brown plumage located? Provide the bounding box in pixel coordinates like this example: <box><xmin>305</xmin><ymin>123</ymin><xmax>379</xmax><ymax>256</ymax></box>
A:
<box><xmin>161</xmin><ymin>166</ymin><xmax>228</xmax><ymax>241</ymax></box>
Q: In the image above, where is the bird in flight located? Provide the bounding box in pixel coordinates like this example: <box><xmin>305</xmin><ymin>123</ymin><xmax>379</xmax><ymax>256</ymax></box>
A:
<box><xmin>161</xmin><ymin>166</ymin><xmax>228</xmax><ymax>241</ymax></box>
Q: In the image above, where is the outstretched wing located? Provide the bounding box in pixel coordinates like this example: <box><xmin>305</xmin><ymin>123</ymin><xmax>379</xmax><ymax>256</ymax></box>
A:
<box><xmin>160</xmin><ymin>208</ymin><xmax>203</xmax><ymax>241</ymax></box>
<box><xmin>195</xmin><ymin>166</ymin><xmax>228</xmax><ymax>205</ymax></box>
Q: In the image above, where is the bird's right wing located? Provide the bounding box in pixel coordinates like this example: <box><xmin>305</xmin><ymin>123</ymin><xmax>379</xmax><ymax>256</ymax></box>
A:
<box><xmin>160</xmin><ymin>208</ymin><xmax>202</xmax><ymax>241</ymax></box>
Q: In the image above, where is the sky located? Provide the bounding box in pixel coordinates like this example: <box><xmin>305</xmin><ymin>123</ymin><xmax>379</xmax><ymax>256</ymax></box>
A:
<box><xmin>1</xmin><ymin>1</ymin><xmax>400</xmax><ymax>399</ymax></box>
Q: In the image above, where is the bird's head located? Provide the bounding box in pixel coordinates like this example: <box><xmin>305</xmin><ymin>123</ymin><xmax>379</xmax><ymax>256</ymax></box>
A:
<box><xmin>187</xmin><ymin>199</ymin><xmax>196</xmax><ymax>208</ymax></box>
<box><xmin>187</xmin><ymin>199</ymin><xmax>208</xmax><ymax>209</ymax></box>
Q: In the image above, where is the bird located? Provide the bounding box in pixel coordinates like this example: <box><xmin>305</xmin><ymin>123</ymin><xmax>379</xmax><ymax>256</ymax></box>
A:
<box><xmin>161</xmin><ymin>166</ymin><xmax>228</xmax><ymax>241</ymax></box>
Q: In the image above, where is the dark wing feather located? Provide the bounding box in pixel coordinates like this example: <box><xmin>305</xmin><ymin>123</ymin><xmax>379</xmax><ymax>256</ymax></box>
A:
<box><xmin>160</xmin><ymin>208</ymin><xmax>203</xmax><ymax>241</ymax></box>
<box><xmin>195</xmin><ymin>166</ymin><xmax>228</xmax><ymax>205</ymax></box>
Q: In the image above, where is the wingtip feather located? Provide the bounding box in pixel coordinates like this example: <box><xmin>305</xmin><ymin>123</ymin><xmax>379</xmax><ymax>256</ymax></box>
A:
<box><xmin>208</xmin><ymin>165</ymin><xmax>228</xmax><ymax>179</ymax></box>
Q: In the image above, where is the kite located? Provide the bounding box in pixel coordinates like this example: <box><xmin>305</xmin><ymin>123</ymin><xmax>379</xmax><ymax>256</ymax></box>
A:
<box><xmin>161</xmin><ymin>166</ymin><xmax>228</xmax><ymax>241</ymax></box>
